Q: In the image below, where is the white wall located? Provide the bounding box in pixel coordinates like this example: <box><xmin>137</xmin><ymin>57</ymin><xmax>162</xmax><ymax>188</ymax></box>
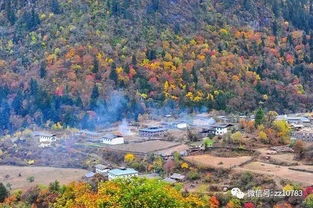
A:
<box><xmin>108</xmin><ymin>173</ymin><xmax>138</xmax><ymax>180</ymax></box>
<box><xmin>215</xmin><ymin>127</ymin><xmax>228</xmax><ymax>135</ymax></box>
<box><xmin>103</xmin><ymin>137</ymin><xmax>124</xmax><ymax>145</ymax></box>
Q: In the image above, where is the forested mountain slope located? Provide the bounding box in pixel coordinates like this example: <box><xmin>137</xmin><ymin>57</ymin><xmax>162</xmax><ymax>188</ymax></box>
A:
<box><xmin>1</xmin><ymin>0</ymin><xmax>313</xmax><ymax>133</ymax></box>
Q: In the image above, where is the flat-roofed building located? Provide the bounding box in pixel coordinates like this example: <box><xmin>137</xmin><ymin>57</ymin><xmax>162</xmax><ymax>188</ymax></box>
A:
<box><xmin>139</xmin><ymin>126</ymin><xmax>168</xmax><ymax>137</ymax></box>
<box><xmin>95</xmin><ymin>164</ymin><xmax>110</xmax><ymax>174</ymax></box>
<box><xmin>102</xmin><ymin>134</ymin><xmax>124</xmax><ymax>145</ymax></box>
<box><xmin>108</xmin><ymin>168</ymin><xmax>138</xmax><ymax>180</ymax></box>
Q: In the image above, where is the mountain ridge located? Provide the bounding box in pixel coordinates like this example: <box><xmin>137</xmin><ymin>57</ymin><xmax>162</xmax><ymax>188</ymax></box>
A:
<box><xmin>1</xmin><ymin>0</ymin><xmax>313</xmax><ymax>133</ymax></box>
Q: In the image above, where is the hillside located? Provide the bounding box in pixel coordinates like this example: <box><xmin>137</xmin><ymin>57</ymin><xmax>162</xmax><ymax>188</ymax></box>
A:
<box><xmin>1</xmin><ymin>0</ymin><xmax>313</xmax><ymax>133</ymax></box>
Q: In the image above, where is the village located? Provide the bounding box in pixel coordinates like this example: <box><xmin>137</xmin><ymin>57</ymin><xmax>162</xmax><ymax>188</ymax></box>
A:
<box><xmin>0</xmin><ymin>111</ymin><xmax>313</xmax><ymax>194</ymax></box>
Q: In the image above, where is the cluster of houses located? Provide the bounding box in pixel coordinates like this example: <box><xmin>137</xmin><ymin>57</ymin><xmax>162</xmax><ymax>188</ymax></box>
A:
<box><xmin>292</xmin><ymin>128</ymin><xmax>313</xmax><ymax>143</ymax></box>
<box><xmin>31</xmin><ymin>113</ymin><xmax>237</xmax><ymax>149</ymax></box>
<box><xmin>275</xmin><ymin>114</ymin><xmax>313</xmax><ymax>143</ymax></box>
<box><xmin>85</xmin><ymin>163</ymin><xmax>187</xmax><ymax>184</ymax></box>
<box><xmin>78</xmin><ymin>130</ymin><xmax>125</xmax><ymax>145</ymax></box>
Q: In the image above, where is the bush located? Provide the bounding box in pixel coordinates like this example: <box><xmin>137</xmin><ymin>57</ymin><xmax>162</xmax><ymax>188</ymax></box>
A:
<box><xmin>187</xmin><ymin>169</ymin><xmax>200</xmax><ymax>180</ymax></box>
<box><xmin>305</xmin><ymin>194</ymin><xmax>313</xmax><ymax>208</ymax></box>
<box><xmin>231</xmin><ymin>132</ymin><xmax>243</xmax><ymax>144</ymax></box>
<box><xmin>27</xmin><ymin>176</ymin><xmax>35</xmax><ymax>183</ymax></box>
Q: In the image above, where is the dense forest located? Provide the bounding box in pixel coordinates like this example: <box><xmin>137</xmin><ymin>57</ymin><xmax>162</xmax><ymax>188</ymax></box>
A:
<box><xmin>1</xmin><ymin>0</ymin><xmax>313</xmax><ymax>133</ymax></box>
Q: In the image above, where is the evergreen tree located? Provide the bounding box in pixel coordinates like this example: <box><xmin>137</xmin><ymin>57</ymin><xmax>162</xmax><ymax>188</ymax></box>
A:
<box><xmin>302</xmin><ymin>32</ymin><xmax>308</xmax><ymax>45</ymax></box>
<box><xmin>309</xmin><ymin>31</ymin><xmax>313</xmax><ymax>62</ymax></box>
<box><xmin>51</xmin><ymin>0</ymin><xmax>61</xmax><ymax>14</ymax></box>
<box><xmin>12</xmin><ymin>91</ymin><xmax>23</xmax><ymax>115</ymax></box>
<box><xmin>182</xmin><ymin>68</ymin><xmax>190</xmax><ymax>82</ymax></box>
<box><xmin>0</xmin><ymin>101</ymin><xmax>11</xmax><ymax>132</ymax></box>
<box><xmin>272</xmin><ymin>21</ymin><xmax>279</xmax><ymax>36</ymax></box>
<box><xmin>76</xmin><ymin>97</ymin><xmax>83</xmax><ymax>108</ymax></box>
<box><xmin>146</xmin><ymin>49</ymin><xmax>156</xmax><ymax>60</ymax></box>
<box><xmin>131</xmin><ymin>55</ymin><xmax>137</xmax><ymax>65</ymax></box>
<box><xmin>90</xmin><ymin>85</ymin><xmax>100</xmax><ymax>109</ymax></box>
<box><xmin>49</xmin><ymin>181</ymin><xmax>60</xmax><ymax>193</ymax></box>
<box><xmin>255</xmin><ymin>108</ymin><xmax>265</xmax><ymax>127</ymax></box>
<box><xmin>22</xmin><ymin>8</ymin><xmax>40</xmax><ymax>31</ymax></box>
<box><xmin>151</xmin><ymin>0</ymin><xmax>160</xmax><ymax>12</ymax></box>
<box><xmin>243</xmin><ymin>0</ymin><xmax>252</xmax><ymax>11</ymax></box>
<box><xmin>92</xmin><ymin>57</ymin><xmax>99</xmax><ymax>73</ymax></box>
<box><xmin>39</xmin><ymin>62</ymin><xmax>47</xmax><ymax>78</ymax></box>
<box><xmin>0</xmin><ymin>183</ymin><xmax>8</xmax><ymax>203</ymax></box>
<box><xmin>192</xmin><ymin>67</ymin><xmax>198</xmax><ymax>85</ymax></box>
<box><xmin>272</xmin><ymin>0</ymin><xmax>280</xmax><ymax>17</ymax></box>
<box><xmin>29</xmin><ymin>78</ymin><xmax>39</xmax><ymax>97</ymax></box>
<box><xmin>109</xmin><ymin>63</ymin><xmax>118</xmax><ymax>83</ymax></box>
<box><xmin>6</xmin><ymin>0</ymin><xmax>16</xmax><ymax>25</ymax></box>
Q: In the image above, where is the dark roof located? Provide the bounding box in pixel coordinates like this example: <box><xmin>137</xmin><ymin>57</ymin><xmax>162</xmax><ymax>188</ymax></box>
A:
<box><xmin>139</xmin><ymin>126</ymin><xmax>168</xmax><ymax>133</ymax></box>
<box><xmin>95</xmin><ymin>164</ymin><xmax>109</xmax><ymax>169</ymax></box>
<box><xmin>102</xmin><ymin>134</ymin><xmax>123</xmax><ymax>140</ymax></box>
<box><xmin>33</xmin><ymin>132</ymin><xmax>56</xmax><ymax>137</ymax></box>
<box><xmin>85</xmin><ymin>172</ymin><xmax>95</xmax><ymax>178</ymax></box>
<box><xmin>211</xmin><ymin>123</ymin><xmax>233</xmax><ymax>128</ymax></box>
<box><xmin>170</xmin><ymin>173</ymin><xmax>185</xmax><ymax>180</ymax></box>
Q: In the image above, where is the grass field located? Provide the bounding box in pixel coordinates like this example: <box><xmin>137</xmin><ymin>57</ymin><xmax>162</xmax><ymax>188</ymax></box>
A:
<box><xmin>184</xmin><ymin>154</ymin><xmax>253</xmax><ymax>169</ymax></box>
<box><xmin>0</xmin><ymin>165</ymin><xmax>88</xmax><ymax>190</ymax></box>
<box><xmin>236</xmin><ymin>162</ymin><xmax>313</xmax><ymax>186</ymax></box>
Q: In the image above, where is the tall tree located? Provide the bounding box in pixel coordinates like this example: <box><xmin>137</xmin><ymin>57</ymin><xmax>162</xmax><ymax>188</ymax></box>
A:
<box><xmin>6</xmin><ymin>0</ymin><xmax>16</xmax><ymax>25</ymax></box>
<box><xmin>90</xmin><ymin>85</ymin><xmax>100</xmax><ymax>109</ymax></box>
<box><xmin>109</xmin><ymin>63</ymin><xmax>118</xmax><ymax>83</ymax></box>
<box><xmin>39</xmin><ymin>62</ymin><xmax>47</xmax><ymax>78</ymax></box>
<box><xmin>0</xmin><ymin>183</ymin><xmax>8</xmax><ymax>202</ymax></box>
<box><xmin>92</xmin><ymin>57</ymin><xmax>99</xmax><ymax>73</ymax></box>
<box><xmin>12</xmin><ymin>91</ymin><xmax>24</xmax><ymax>115</ymax></box>
<box><xmin>51</xmin><ymin>0</ymin><xmax>61</xmax><ymax>14</ymax></box>
<box><xmin>255</xmin><ymin>108</ymin><xmax>265</xmax><ymax>127</ymax></box>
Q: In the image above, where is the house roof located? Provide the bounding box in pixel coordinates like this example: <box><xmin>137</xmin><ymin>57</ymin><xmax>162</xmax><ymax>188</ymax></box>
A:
<box><xmin>33</xmin><ymin>132</ymin><xmax>56</xmax><ymax>137</ymax></box>
<box><xmin>212</xmin><ymin>123</ymin><xmax>233</xmax><ymax>128</ymax></box>
<box><xmin>95</xmin><ymin>164</ymin><xmax>109</xmax><ymax>170</ymax></box>
<box><xmin>163</xmin><ymin>177</ymin><xmax>177</xmax><ymax>183</ymax></box>
<box><xmin>170</xmin><ymin>173</ymin><xmax>185</xmax><ymax>180</ymax></box>
<box><xmin>139</xmin><ymin>126</ymin><xmax>168</xmax><ymax>133</ymax></box>
<box><xmin>85</xmin><ymin>172</ymin><xmax>95</xmax><ymax>178</ymax></box>
<box><xmin>108</xmin><ymin>168</ymin><xmax>138</xmax><ymax>176</ymax></box>
<box><xmin>288</xmin><ymin>117</ymin><xmax>310</xmax><ymax>122</ymax></box>
<box><xmin>102</xmin><ymin>134</ymin><xmax>123</xmax><ymax>140</ymax></box>
<box><xmin>277</xmin><ymin>115</ymin><xmax>311</xmax><ymax>123</ymax></box>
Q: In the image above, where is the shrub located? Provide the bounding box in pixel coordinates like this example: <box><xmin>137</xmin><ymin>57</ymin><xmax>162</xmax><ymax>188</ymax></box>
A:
<box><xmin>187</xmin><ymin>169</ymin><xmax>200</xmax><ymax>180</ymax></box>
<box><xmin>305</xmin><ymin>194</ymin><xmax>313</xmax><ymax>208</ymax></box>
<box><xmin>27</xmin><ymin>176</ymin><xmax>35</xmax><ymax>183</ymax></box>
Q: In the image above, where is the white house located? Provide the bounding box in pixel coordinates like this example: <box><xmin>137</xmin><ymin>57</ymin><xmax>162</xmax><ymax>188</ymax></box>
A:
<box><xmin>95</xmin><ymin>164</ymin><xmax>110</xmax><ymax>175</ymax></box>
<box><xmin>177</xmin><ymin>123</ymin><xmax>188</xmax><ymax>129</ymax></box>
<box><xmin>33</xmin><ymin>132</ymin><xmax>57</xmax><ymax>147</ymax></box>
<box><xmin>214</xmin><ymin>124</ymin><xmax>229</xmax><ymax>135</ymax></box>
<box><xmin>201</xmin><ymin>124</ymin><xmax>233</xmax><ymax>136</ymax></box>
<box><xmin>102</xmin><ymin>134</ymin><xmax>124</xmax><ymax>145</ymax></box>
<box><xmin>108</xmin><ymin>167</ymin><xmax>138</xmax><ymax>180</ymax></box>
